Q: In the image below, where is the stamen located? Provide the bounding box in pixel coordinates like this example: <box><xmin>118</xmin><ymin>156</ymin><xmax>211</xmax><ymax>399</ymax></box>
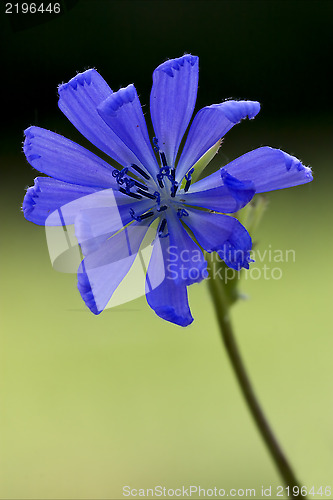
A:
<box><xmin>184</xmin><ymin>167</ymin><xmax>195</xmax><ymax>192</ymax></box>
<box><xmin>159</xmin><ymin>218</ymin><xmax>167</xmax><ymax>233</ymax></box>
<box><xmin>129</xmin><ymin>208</ymin><xmax>141</xmax><ymax>221</ymax></box>
<box><xmin>157</xmin><ymin>205</ymin><xmax>168</xmax><ymax>212</ymax></box>
<box><xmin>140</xmin><ymin>211</ymin><xmax>154</xmax><ymax>220</ymax></box>
<box><xmin>136</xmin><ymin>189</ymin><xmax>157</xmax><ymax>200</ymax></box>
<box><xmin>130</xmin><ymin>164</ymin><xmax>150</xmax><ymax>180</ymax></box>
<box><xmin>112</xmin><ymin>167</ymin><xmax>129</xmax><ymax>185</ymax></box>
<box><xmin>177</xmin><ymin>208</ymin><xmax>189</xmax><ymax>219</ymax></box>
<box><xmin>157</xmin><ymin>171</ymin><xmax>165</xmax><ymax>189</ymax></box>
<box><xmin>113</xmin><ymin>167</ymin><xmax>137</xmax><ymax>194</ymax></box>
<box><xmin>124</xmin><ymin>177</ymin><xmax>135</xmax><ymax>193</ymax></box>
<box><xmin>129</xmin><ymin>208</ymin><xmax>154</xmax><ymax>222</ymax></box>
<box><xmin>134</xmin><ymin>180</ymin><xmax>148</xmax><ymax>191</ymax></box>
<box><xmin>158</xmin><ymin>218</ymin><xmax>169</xmax><ymax>238</ymax></box>
<box><xmin>158</xmin><ymin>167</ymin><xmax>170</xmax><ymax>177</ymax></box>
<box><xmin>160</xmin><ymin>151</ymin><xmax>167</xmax><ymax>167</ymax></box>
<box><xmin>112</xmin><ymin>169</ymin><xmax>122</xmax><ymax>183</ymax></box>
<box><xmin>157</xmin><ymin>166</ymin><xmax>172</xmax><ymax>189</ymax></box>
<box><xmin>154</xmin><ymin>191</ymin><xmax>161</xmax><ymax>209</ymax></box>
<box><xmin>119</xmin><ymin>187</ymin><xmax>142</xmax><ymax>199</ymax></box>
<box><xmin>170</xmin><ymin>181</ymin><xmax>179</xmax><ymax>198</ymax></box>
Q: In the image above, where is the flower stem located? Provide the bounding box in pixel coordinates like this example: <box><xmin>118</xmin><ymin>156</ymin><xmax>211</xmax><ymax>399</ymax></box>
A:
<box><xmin>207</xmin><ymin>272</ymin><xmax>306</xmax><ymax>499</ymax></box>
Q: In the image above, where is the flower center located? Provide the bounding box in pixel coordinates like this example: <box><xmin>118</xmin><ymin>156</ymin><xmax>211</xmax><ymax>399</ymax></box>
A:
<box><xmin>113</xmin><ymin>138</ymin><xmax>194</xmax><ymax>238</ymax></box>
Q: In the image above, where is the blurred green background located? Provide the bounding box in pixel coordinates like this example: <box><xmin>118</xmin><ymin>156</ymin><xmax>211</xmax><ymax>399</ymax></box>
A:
<box><xmin>1</xmin><ymin>1</ymin><xmax>332</xmax><ymax>499</ymax></box>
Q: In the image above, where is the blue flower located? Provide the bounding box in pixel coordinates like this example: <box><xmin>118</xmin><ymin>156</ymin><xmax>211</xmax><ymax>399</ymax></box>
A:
<box><xmin>23</xmin><ymin>55</ymin><xmax>313</xmax><ymax>327</ymax></box>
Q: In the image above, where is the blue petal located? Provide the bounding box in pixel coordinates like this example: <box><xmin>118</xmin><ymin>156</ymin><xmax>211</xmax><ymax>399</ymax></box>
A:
<box><xmin>223</xmin><ymin>147</ymin><xmax>313</xmax><ymax>192</ymax></box>
<box><xmin>58</xmin><ymin>69</ymin><xmax>153</xmax><ymax>173</ymax></box>
<box><xmin>145</xmin><ymin>234</ymin><xmax>193</xmax><ymax>327</ymax></box>
<box><xmin>77</xmin><ymin>260</ymin><xmax>99</xmax><ymax>315</ymax></box>
<box><xmin>176</xmin><ymin>100</ymin><xmax>260</xmax><ymax>181</ymax></box>
<box><xmin>165</xmin><ymin>210</ymin><xmax>208</xmax><ymax>286</ymax></box>
<box><xmin>78</xmin><ymin>220</ymin><xmax>151</xmax><ymax>314</ymax></box>
<box><xmin>22</xmin><ymin>177</ymin><xmax>99</xmax><ymax>225</ymax></box>
<box><xmin>183</xmin><ymin>208</ymin><xmax>253</xmax><ymax>270</ymax></box>
<box><xmin>24</xmin><ymin>126</ymin><xmax>118</xmax><ymax>189</ymax></box>
<box><xmin>178</xmin><ymin>170</ymin><xmax>255</xmax><ymax>213</ymax></box>
<box><xmin>150</xmin><ymin>54</ymin><xmax>199</xmax><ymax>167</ymax></box>
<box><xmin>75</xmin><ymin>197</ymin><xmax>154</xmax><ymax>255</ymax></box>
<box><xmin>97</xmin><ymin>84</ymin><xmax>159</xmax><ymax>177</ymax></box>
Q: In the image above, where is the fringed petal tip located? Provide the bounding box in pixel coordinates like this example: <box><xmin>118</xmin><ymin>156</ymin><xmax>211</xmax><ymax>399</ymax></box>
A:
<box><xmin>282</xmin><ymin>150</ymin><xmax>313</xmax><ymax>180</ymax></box>
<box><xmin>217</xmin><ymin>221</ymin><xmax>253</xmax><ymax>271</ymax></box>
<box><xmin>22</xmin><ymin>182</ymin><xmax>38</xmax><ymax>221</ymax></box>
<box><xmin>176</xmin><ymin>99</ymin><xmax>260</xmax><ymax>181</ymax></box>
<box><xmin>58</xmin><ymin>68</ymin><xmax>97</xmax><ymax>94</ymax></box>
<box><xmin>23</xmin><ymin>177</ymin><xmax>60</xmax><ymax>225</ymax></box>
<box><xmin>23</xmin><ymin>125</ymin><xmax>34</xmax><ymax>140</ymax></box>
<box><xmin>23</xmin><ymin>127</ymin><xmax>41</xmax><ymax>163</ymax></box>
<box><xmin>218</xmin><ymin>243</ymin><xmax>253</xmax><ymax>271</ymax></box>
<box><xmin>154</xmin><ymin>54</ymin><xmax>198</xmax><ymax>77</ymax></box>
<box><xmin>219</xmin><ymin>100</ymin><xmax>260</xmax><ymax>124</ymax></box>
<box><xmin>149</xmin><ymin>301</ymin><xmax>194</xmax><ymax>327</ymax></box>
<box><xmin>77</xmin><ymin>263</ymin><xmax>101</xmax><ymax>315</ymax></box>
<box><xmin>222</xmin><ymin>147</ymin><xmax>313</xmax><ymax>194</ymax></box>
<box><xmin>97</xmin><ymin>84</ymin><xmax>136</xmax><ymax>118</ymax></box>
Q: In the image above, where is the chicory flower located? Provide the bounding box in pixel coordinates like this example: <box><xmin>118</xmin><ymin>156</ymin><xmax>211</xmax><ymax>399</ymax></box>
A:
<box><xmin>23</xmin><ymin>55</ymin><xmax>312</xmax><ymax>326</ymax></box>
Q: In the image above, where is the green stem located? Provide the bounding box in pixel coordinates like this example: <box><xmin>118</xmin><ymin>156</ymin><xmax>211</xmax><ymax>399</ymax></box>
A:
<box><xmin>207</xmin><ymin>273</ymin><xmax>306</xmax><ymax>499</ymax></box>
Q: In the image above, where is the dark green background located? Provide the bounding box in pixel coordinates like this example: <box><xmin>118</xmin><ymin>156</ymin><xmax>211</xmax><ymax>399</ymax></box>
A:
<box><xmin>1</xmin><ymin>1</ymin><xmax>332</xmax><ymax>499</ymax></box>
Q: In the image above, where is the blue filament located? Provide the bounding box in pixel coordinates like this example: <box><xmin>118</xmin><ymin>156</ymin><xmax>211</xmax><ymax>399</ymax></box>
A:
<box><xmin>129</xmin><ymin>208</ymin><xmax>154</xmax><ymax>222</ymax></box>
<box><xmin>158</xmin><ymin>218</ymin><xmax>169</xmax><ymax>238</ymax></box>
<box><xmin>184</xmin><ymin>168</ymin><xmax>195</xmax><ymax>192</ymax></box>
<box><xmin>112</xmin><ymin>167</ymin><xmax>136</xmax><ymax>194</ymax></box>
<box><xmin>130</xmin><ymin>163</ymin><xmax>150</xmax><ymax>180</ymax></box>
<box><xmin>170</xmin><ymin>181</ymin><xmax>179</xmax><ymax>198</ymax></box>
<box><xmin>177</xmin><ymin>208</ymin><xmax>189</xmax><ymax>219</ymax></box>
<box><xmin>154</xmin><ymin>191</ymin><xmax>161</xmax><ymax>209</ymax></box>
